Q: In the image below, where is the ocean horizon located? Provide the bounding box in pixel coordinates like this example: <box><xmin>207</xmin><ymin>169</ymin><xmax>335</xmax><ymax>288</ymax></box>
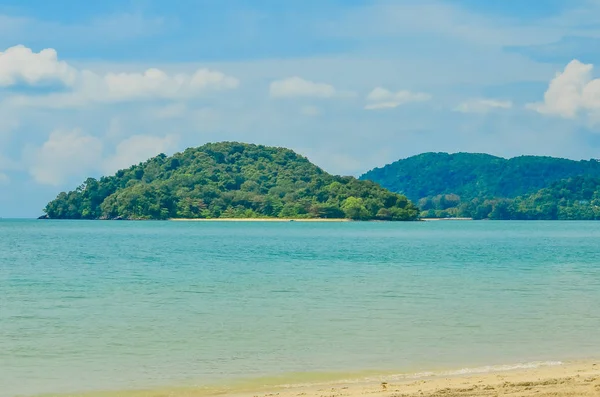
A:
<box><xmin>1</xmin><ymin>220</ymin><xmax>599</xmax><ymax>397</ymax></box>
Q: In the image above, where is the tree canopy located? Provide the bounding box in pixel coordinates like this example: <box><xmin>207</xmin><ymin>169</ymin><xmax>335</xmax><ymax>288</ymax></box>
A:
<box><xmin>468</xmin><ymin>177</ymin><xmax>600</xmax><ymax>220</ymax></box>
<box><xmin>361</xmin><ymin>152</ymin><xmax>600</xmax><ymax>201</ymax></box>
<box><xmin>361</xmin><ymin>152</ymin><xmax>600</xmax><ymax>220</ymax></box>
<box><xmin>44</xmin><ymin>142</ymin><xmax>419</xmax><ymax>221</ymax></box>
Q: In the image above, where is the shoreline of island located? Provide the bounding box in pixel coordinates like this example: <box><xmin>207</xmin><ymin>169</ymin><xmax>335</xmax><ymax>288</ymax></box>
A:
<box><xmin>169</xmin><ymin>218</ymin><xmax>352</xmax><ymax>222</ymax></box>
<box><xmin>420</xmin><ymin>217</ymin><xmax>474</xmax><ymax>221</ymax></box>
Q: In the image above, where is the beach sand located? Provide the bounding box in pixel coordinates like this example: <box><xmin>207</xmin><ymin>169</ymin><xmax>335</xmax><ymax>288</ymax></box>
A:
<box><xmin>54</xmin><ymin>361</ymin><xmax>600</xmax><ymax>397</ymax></box>
<box><xmin>233</xmin><ymin>361</ymin><xmax>600</xmax><ymax>397</ymax></box>
<box><xmin>169</xmin><ymin>218</ymin><xmax>350</xmax><ymax>222</ymax></box>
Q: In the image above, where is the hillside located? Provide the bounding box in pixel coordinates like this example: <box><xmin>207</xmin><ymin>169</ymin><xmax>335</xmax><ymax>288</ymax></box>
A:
<box><xmin>472</xmin><ymin>177</ymin><xmax>600</xmax><ymax>220</ymax></box>
<box><xmin>360</xmin><ymin>152</ymin><xmax>600</xmax><ymax>219</ymax></box>
<box><xmin>44</xmin><ymin>142</ymin><xmax>419</xmax><ymax>221</ymax></box>
<box><xmin>360</xmin><ymin>152</ymin><xmax>600</xmax><ymax>201</ymax></box>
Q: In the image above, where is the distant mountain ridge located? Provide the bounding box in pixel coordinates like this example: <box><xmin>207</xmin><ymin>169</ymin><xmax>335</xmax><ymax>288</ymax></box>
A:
<box><xmin>44</xmin><ymin>142</ymin><xmax>419</xmax><ymax>221</ymax></box>
<box><xmin>360</xmin><ymin>152</ymin><xmax>600</xmax><ymax>220</ymax></box>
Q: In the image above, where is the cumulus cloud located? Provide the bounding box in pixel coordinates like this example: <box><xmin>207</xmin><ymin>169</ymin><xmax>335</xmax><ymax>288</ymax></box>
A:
<box><xmin>24</xmin><ymin>128</ymin><xmax>180</xmax><ymax>185</ymax></box>
<box><xmin>99</xmin><ymin>68</ymin><xmax>239</xmax><ymax>101</ymax></box>
<box><xmin>0</xmin><ymin>45</ymin><xmax>77</xmax><ymax>87</ymax></box>
<box><xmin>56</xmin><ymin>67</ymin><xmax>238</xmax><ymax>105</ymax></box>
<box><xmin>365</xmin><ymin>87</ymin><xmax>431</xmax><ymax>110</ymax></box>
<box><xmin>454</xmin><ymin>98</ymin><xmax>513</xmax><ymax>113</ymax></box>
<box><xmin>527</xmin><ymin>59</ymin><xmax>600</xmax><ymax>118</ymax></box>
<box><xmin>103</xmin><ymin>134</ymin><xmax>179</xmax><ymax>174</ymax></box>
<box><xmin>26</xmin><ymin>129</ymin><xmax>104</xmax><ymax>186</ymax></box>
<box><xmin>269</xmin><ymin>76</ymin><xmax>337</xmax><ymax>98</ymax></box>
<box><xmin>1</xmin><ymin>45</ymin><xmax>239</xmax><ymax>107</ymax></box>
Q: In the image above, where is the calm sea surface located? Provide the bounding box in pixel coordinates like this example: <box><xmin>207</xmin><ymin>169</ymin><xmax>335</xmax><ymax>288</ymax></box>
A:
<box><xmin>1</xmin><ymin>220</ymin><xmax>600</xmax><ymax>396</ymax></box>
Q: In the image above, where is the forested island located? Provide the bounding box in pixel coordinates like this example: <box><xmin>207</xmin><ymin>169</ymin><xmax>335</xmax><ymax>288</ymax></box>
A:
<box><xmin>361</xmin><ymin>153</ymin><xmax>600</xmax><ymax>220</ymax></box>
<box><xmin>43</xmin><ymin>142</ymin><xmax>419</xmax><ymax>221</ymax></box>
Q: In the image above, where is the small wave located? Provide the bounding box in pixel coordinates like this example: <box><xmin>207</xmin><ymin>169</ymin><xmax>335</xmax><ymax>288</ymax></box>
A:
<box><xmin>438</xmin><ymin>361</ymin><xmax>563</xmax><ymax>376</ymax></box>
<box><xmin>371</xmin><ymin>361</ymin><xmax>564</xmax><ymax>383</ymax></box>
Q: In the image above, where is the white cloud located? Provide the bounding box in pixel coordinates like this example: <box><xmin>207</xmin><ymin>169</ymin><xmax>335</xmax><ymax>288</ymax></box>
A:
<box><xmin>364</xmin><ymin>102</ymin><xmax>404</xmax><ymax>110</ymax></box>
<box><xmin>0</xmin><ymin>172</ymin><xmax>8</xmax><ymax>184</ymax></box>
<box><xmin>365</xmin><ymin>87</ymin><xmax>431</xmax><ymax>110</ymax></box>
<box><xmin>269</xmin><ymin>76</ymin><xmax>337</xmax><ymax>98</ymax></box>
<box><xmin>1</xmin><ymin>45</ymin><xmax>239</xmax><ymax>107</ymax></box>
<box><xmin>0</xmin><ymin>45</ymin><xmax>77</xmax><ymax>87</ymax></box>
<box><xmin>454</xmin><ymin>98</ymin><xmax>513</xmax><ymax>113</ymax></box>
<box><xmin>100</xmin><ymin>68</ymin><xmax>239</xmax><ymax>101</ymax></box>
<box><xmin>22</xmin><ymin>127</ymin><xmax>180</xmax><ymax>186</ymax></box>
<box><xmin>103</xmin><ymin>134</ymin><xmax>179</xmax><ymax>174</ymax></box>
<box><xmin>8</xmin><ymin>66</ymin><xmax>239</xmax><ymax>107</ymax></box>
<box><xmin>26</xmin><ymin>129</ymin><xmax>103</xmax><ymax>185</ymax></box>
<box><xmin>527</xmin><ymin>59</ymin><xmax>600</xmax><ymax>118</ymax></box>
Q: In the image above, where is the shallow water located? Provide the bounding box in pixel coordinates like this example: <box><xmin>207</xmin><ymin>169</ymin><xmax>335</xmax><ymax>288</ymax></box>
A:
<box><xmin>1</xmin><ymin>220</ymin><xmax>599</xmax><ymax>396</ymax></box>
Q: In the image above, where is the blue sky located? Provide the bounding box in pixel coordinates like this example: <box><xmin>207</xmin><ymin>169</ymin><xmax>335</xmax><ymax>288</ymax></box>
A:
<box><xmin>2</xmin><ymin>0</ymin><xmax>600</xmax><ymax>217</ymax></box>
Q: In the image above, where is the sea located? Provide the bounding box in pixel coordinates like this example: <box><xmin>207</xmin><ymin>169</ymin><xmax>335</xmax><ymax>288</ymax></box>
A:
<box><xmin>1</xmin><ymin>220</ymin><xmax>599</xmax><ymax>397</ymax></box>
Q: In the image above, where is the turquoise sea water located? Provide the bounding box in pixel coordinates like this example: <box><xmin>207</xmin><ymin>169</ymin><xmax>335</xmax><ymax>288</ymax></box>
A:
<box><xmin>1</xmin><ymin>220</ymin><xmax>600</xmax><ymax>397</ymax></box>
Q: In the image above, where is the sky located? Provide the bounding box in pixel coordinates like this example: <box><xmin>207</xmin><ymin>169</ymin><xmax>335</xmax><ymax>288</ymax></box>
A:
<box><xmin>2</xmin><ymin>0</ymin><xmax>600</xmax><ymax>217</ymax></box>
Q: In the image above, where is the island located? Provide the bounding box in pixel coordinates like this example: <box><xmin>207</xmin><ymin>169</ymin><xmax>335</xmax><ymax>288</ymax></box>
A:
<box><xmin>361</xmin><ymin>152</ymin><xmax>600</xmax><ymax>220</ymax></box>
<box><xmin>43</xmin><ymin>142</ymin><xmax>419</xmax><ymax>221</ymax></box>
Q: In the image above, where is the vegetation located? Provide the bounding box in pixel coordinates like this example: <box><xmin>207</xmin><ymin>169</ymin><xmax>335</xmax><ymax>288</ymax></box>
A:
<box><xmin>44</xmin><ymin>142</ymin><xmax>419</xmax><ymax>221</ymax></box>
<box><xmin>361</xmin><ymin>152</ymin><xmax>600</xmax><ymax>220</ymax></box>
<box><xmin>441</xmin><ymin>177</ymin><xmax>600</xmax><ymax>220</ymax></box>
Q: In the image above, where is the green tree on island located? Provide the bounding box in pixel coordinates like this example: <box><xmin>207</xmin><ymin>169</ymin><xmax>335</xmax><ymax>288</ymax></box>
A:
<box><xmin>44</xmin><ymin>142</ymin><xmax>419</xmax><ymax>221</ymax></box>
<box><xmin>361</xmin><ymin>152</ymin><xmax>600</xmax><ymax>220</ymax></box>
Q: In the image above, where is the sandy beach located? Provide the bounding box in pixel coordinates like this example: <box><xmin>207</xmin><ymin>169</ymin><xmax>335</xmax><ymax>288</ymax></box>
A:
<box><xmin>169</xmin><ymin>218</ymin><xmax>351</xmax><ymax>222</ymax></box>
<box><xmin>60</xmin><ymin>361</ymin><xmax>600</xmax><ymax>397</ymax></box>
<box><xmin>227</xmin><ymin>361</ymin><xmax>600</xmax><ymax>397</ymax></box>
<box><xmin>420</xmin><ymin>217</ymin><xmax>474</xmax><ymax>221</ymax></box>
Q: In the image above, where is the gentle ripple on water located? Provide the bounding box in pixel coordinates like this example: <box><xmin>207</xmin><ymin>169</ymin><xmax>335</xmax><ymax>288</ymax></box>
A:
<box><xmin>1</xmin><ymin>220</ymin><xmax>600</xmax><ymax>397</ymax></box>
